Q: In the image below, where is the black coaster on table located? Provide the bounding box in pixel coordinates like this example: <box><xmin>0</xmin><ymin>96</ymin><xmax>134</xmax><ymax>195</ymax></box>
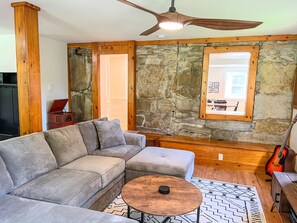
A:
<box><xmin>159</xmin><ymin>185</ymin><xmax>170</xmax><ymax>194</ymax></box>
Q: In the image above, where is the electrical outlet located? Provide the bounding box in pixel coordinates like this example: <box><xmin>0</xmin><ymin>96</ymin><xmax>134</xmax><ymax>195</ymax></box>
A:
<box><xmin>218</xmin><ymin>154</ymin><xmax>224</xmax><ymax>160</ymax></box>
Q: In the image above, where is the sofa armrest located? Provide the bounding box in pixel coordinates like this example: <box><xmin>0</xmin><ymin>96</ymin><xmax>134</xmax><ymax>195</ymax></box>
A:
<box><xmin>123</xmin><ymin>132</ymin><xmax>146</xmax><ymax>149</ymax></box>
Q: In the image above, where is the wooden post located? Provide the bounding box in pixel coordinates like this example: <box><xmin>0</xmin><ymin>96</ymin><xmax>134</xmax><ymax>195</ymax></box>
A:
<box><xmin>92</xmin><ymin>42</ymin><xmax>99</xmax><ymax>119</ymax></box>
<box><xmin>11</xmin><ymin>2</ymin><xmax>42</xmax><ymax>135</ymax></box>
<box><xmin>127</xmin><ymin>41</ymin><xmax>136</xmax><ymax>130</ymax></box>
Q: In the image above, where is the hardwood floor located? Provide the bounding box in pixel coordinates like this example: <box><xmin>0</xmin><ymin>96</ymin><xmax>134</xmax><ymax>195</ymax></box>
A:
<box><xmin>193</xmin><ymin>165</ymin><xmax>284</xmax><ymax>223</ymax></box>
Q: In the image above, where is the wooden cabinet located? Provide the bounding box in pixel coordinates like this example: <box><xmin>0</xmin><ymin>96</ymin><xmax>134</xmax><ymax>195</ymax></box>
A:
<box><xmin>48</xmin><ymin>99</ymin><xmax>76</xmax><ymax>130</ymax></box>
<box><xmin>139</xmin><ymin>132</ymin><xmax>162</xmax><ymax>147</ymax></box>
<box><xmin>272</xmin><ymin>172</ymin><xmax>290</xmax><ymax>213</ymax></box>
<box><xmin>159</xmin><ymin>135</ymin><xmax>274</xmax><ymax>173</ymax></box>
<box><xmin>272</xmin><ymin>172</ymin><xmax>297</xmax><ymax>222</ymax></box>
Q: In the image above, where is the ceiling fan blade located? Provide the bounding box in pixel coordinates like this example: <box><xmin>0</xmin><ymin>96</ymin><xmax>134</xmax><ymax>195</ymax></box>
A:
<box><xmin>185</xmin><ymin>18</ymin><xmax>262</xmax><ymax>30</ymax></box>
<box><xmin>117</xmin><ymin>0</ymin><xmax>162</xmax><ymax>19</ymax></box>
<box><xmin>161</xmin><ymin>11</ymin><xmax>194</xmax><ymax>23</ymax></box>
<box><xmin>140</xmin><ymin>24</ymin><xmax>160</xmax><ymax>36</ymax></box>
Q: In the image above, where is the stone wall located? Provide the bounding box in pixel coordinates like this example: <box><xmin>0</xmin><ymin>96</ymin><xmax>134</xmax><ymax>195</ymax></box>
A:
<box><xmin>136</xmin><ymin>40</ymin><xmax>297</xmax><ymax>144</ymax></box>
<box><xmin>68</xmin><ymin>48</ymin><xmax>93</xmax><ymax>122</ymax></box>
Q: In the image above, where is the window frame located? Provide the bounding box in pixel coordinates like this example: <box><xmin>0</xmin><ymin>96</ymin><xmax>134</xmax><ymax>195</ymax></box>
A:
<box><xmin>224</xmin><ymin>71</ymin><xmax>248</xmax><ymax>99</ymax></box>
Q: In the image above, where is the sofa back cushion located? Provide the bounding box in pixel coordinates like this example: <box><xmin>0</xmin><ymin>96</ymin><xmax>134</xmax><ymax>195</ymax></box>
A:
<box><xmin>0</xmin><ymin>133</ymin><xmax>58</xmax><ymax>188</ymax></box>
<box><xmin>77</xmin><ymin>117</ymin><xmax>108</xmax><ymax>154</ymax></box>
<box><xmin>94</xmin><ymin>119</ymin><xmax>126</xmax><ymax>149</ymax></box>
<box><xmin>0</xmin><ymin>156</ymin><xmax>14</xmax><ymax>196</ymax></box>
<box><xmin>44</xmin><ymin>125</ymin><xmax>87</xmax><ymax>167</ymax></box>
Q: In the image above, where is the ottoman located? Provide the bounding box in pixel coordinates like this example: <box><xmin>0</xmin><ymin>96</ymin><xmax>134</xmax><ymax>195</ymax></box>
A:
<box><xmin>125</xmin><ymin>147</ymin><xmax>195</xmax><ymax>182</ymax></box>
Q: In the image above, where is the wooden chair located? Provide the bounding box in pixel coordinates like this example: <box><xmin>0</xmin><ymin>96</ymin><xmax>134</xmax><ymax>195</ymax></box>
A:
<box><xmin>234</xmin><ymin>101</ymin><xmax>240</xmax><ymax>111</ymax></box>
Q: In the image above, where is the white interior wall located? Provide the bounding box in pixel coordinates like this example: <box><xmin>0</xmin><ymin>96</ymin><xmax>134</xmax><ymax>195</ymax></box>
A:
<box><xmin>40</xmin><ymin>37</ymin><xmax>68</xmax><ymax>130</ymax></box>
<box><xmin>0</xmin><ymin>35</ymin><xmax>16</xmax><ymax>72</ymax></box>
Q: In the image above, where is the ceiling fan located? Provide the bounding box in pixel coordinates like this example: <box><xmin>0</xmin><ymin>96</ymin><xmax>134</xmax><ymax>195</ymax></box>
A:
<box><xmin>117</xmin><ymin>0</ymin><xmax>262</xmax><ymax>36</ymax></box>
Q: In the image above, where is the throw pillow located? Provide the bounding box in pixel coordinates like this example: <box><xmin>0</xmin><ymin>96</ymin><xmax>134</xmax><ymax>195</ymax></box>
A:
<box><xmin>77</xmin><ymin>117</ymin><xmax>108</xmax><ymax>153</ymax></box>
<box><xmin>94</xmin><ymin>119</ymin><xmax>126</xmax><ymax>149</ymax></box>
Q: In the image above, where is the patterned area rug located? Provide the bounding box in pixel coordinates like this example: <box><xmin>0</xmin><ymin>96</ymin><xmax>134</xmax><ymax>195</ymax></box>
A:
<box><xmin>104</xmin><ymin>178</ymin><xmax>266</xmax><ymax>223</ymax></box>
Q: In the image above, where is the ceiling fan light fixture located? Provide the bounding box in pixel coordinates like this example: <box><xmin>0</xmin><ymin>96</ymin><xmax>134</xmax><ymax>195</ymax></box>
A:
<box><xmin>159</xmin><ymin>21</ymin><xmax>183</xmax><ymax>31</ymax></box>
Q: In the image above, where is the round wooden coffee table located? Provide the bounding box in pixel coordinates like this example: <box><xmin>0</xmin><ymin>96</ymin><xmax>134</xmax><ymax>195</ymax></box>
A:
<box><xmin>121</xmin><ymin>175</ymin><xmax>203</xmax><ymax>223</ymax></box>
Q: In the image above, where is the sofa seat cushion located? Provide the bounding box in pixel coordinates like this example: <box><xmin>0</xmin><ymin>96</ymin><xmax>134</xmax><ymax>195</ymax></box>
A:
<box><xmin>0</xmin><ymin>195</ymin><xmax>137</xmax><ymax>223</ymax></box>
<box><xmin>126</xmin><ymin>147</ymin><xmax>194</xmax><ymax>182</ymax></box>
<box><xmin>0</xmin><ymin>133</ymin><xmax>58</xmax><ymax>188</ymax></box>
<box><xmin>0</xmin><ymin>157</ymin><xmax>14</xmax><ymax>196</ymax></box>
<box><xmin>91</xmin><ymin>145</ymin><xmax>142</xmax><ymax>161</ymax></box>
<box><xmin>61</xmin><ymin>155</ymin><xmax>125</xmax><ymax>188</ymax></box>
<box><xmin>77</xmin><ymin>117</ymin><xmax>108</xmax><ymax>154</ymax></box>
<box><xmin>12</xmin><ymin>169</ymin><xmax>101</xmax><ymax>207</ymax></box>
<box><xmin>44</xmin><ymin>125</ymin><xmax>88</xmax><ymax>167</ymax></box>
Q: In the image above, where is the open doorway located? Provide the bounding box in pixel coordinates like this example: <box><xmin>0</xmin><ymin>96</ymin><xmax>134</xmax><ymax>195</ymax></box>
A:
<box><xmin>95</xmin><ymin>41</ymin><xmax>136</xmax><ymax>130</ymax></box>
<box><xmin>100</xmin><ymin>54</ymin><xmax>128</xmax><ymax>130</ymax></box>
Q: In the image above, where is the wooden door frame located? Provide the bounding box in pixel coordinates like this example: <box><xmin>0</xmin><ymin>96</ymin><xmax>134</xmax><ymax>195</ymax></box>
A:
<box><xmin>67</xmin><ymin>41</ymin><xmax>136</xmax><ymax>130</ymax></box>
<box><xmin>95</xmin><ymin>41</ymin><xmax>136</xmax><ymax>130</ymax></box>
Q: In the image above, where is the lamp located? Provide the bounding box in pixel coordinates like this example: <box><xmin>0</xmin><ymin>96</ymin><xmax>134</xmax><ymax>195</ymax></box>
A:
<box><xmin>159</xmin><ymin>21</ymin><xmax>183</xmax><ymax>31</ymax></box>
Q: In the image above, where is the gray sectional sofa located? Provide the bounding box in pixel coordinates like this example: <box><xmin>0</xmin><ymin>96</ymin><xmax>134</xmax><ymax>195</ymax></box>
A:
<box><xmin>0</xmin><ymin>118</ymin><xmax>144</xmax><ymax>223</ymax></box>
<box><xmin>0</xmin><ymin>118</ymin><xmax>194</xmax><ymax>223</ymax></box>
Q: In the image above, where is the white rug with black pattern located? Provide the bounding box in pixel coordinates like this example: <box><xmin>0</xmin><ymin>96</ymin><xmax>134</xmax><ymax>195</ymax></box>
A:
<box><xmin>104</xmin><ymin>178</ymin><xmax>266</xmax><ymax>223</ymax></box>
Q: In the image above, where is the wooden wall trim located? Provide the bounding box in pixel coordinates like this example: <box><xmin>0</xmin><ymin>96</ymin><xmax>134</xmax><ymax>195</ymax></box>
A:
<box><xmin>68</xmin><ymin>34</ymin><xmax>297</xmax><ymax>48</ymax></box>
<box><xmin>136</xmin><ymin>34</ymin><xmax>297</xmax><ymax>46</ymax></box>
<box><xmin>67</xmin><ymin>46</ymin><xmax>72</xmax><ymax>111</ymax></box>
<box><xmin>127</xmin><ymin>41</ymin><xmax>136</xmax><ymax>130</ymax></box>
<box><xmin>12</xmin><ymin>2</ymin><xmax>42</xmax><ymax>135</ymax></box>
<box><xmin>67</xmin><ymin>43</ymin><xmax>92</xmax><ymax>48</ymax></box>
<box><xmin>92</xmin><ymin>42</ymin><xmax>99</xmax><ymax>119</ymax></box>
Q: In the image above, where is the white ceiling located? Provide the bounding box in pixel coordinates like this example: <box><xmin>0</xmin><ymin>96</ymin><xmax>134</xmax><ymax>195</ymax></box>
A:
<box><xmin>1</xmin><ymin>0</ymin><xmax>297</xmax><ymax>43</ymax></box>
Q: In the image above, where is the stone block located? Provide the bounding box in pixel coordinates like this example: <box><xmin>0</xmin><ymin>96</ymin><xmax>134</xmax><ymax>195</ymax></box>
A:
<box><xmin>177</xmin><ymin>123</ymin><xmax>211</xmax><ymax>138</ymax></box>
<box><xmin>172</xmin><ymin>111</ymin><xmax>200</xmax><ymax>124</ymax></box>
<box><xmin>206</xmin><ymin>120</ymin><xmax>253</xmax><ymax>132</ymax></box>
<box><xmin>260</xmin><ymin>41</ymin><xmax>297</xmax><ymax>64</ymax></box>
<box><xmin>137</xmin><ymin>99</ymin><xmax>152</xmax><ymax>111</ymax></box>
<box><xmin>211</xmin><ymin>130</ymin><xmax>238</xmax><ymax>141</ymax></box>
<box><xmin>137</xmin><ymin>67</ymin><xmax>167</xmax><ymax>98</ymax></box>
<box><xmin>69</xmin><ymin>49</ymin><xmax>92</xmax><ymax>92</ymax></box>
<box><xmin>136</xmin><ymin>115</ymin><xmax>145</xmax><ymax>127</ymax></box>
<box><xmin>157</xmin><ymin>100</ymin><xmax>175</xmax><ymax>111</ymax></box>
<box><xmin>175</xmin><ymin>98</ymin><xmax>199</xmax><ymax>112</ymax></box>
<box><xmin>145</xmin><ymin>55</ymin><xmax>162</xmax><ymax>65</ymax></box>
<box><xmin>253</xmin><ymin>94</ymin><xmax>292</xmax><ymax>120</ymax></box>
<box><xmin>142</xmin><ymin>111</ymin><xmax>172</xmax><ymax>130</ymax></box>
<box><xmin>253</xmin><ymin>119</ymin><xmax>289</xmax><ymax>135</ymax></box>
<box><xmin>258</xmin><ymin>63</ymin><xmax>296</xmax><ymax>94</ymax></box>
<box><xmin>70</xmin><ymin>92</ymin><xmax>93</xmax><ymax>122</ymax></box>
<box><xmin>150</xmin><ymin>101</ymin><xmax>158</xmax><ymax>112</ymax></box>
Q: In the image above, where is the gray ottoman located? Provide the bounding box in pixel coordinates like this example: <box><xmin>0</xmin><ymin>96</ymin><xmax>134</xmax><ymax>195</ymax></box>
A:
<box><xmin>125</xmin><ymin>147</ymin><xmax>195</xmax><ymax>182</ymax></box>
